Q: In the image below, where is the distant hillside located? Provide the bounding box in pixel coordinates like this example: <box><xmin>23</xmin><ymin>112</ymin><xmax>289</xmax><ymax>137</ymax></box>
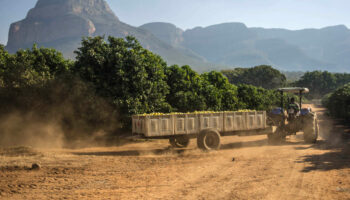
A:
<box><xmin>6</xmin><ymin>0</ymin><xmax>211</xmax><ymax>71</ymax></box>
<box><xmin>141</xmin><ymin>22</ymin><xmax>350</xmax><ymax>72</ymax></box>
<box><xmin>252</xmin><ymin>25</ymin><xmax>350</xmax><ymax>71</ymax></box>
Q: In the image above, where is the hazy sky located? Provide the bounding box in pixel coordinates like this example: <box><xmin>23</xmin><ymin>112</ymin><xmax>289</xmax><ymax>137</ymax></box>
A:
<box><xmin>1</xmin><ymin>0</ymin><xmax>349</xmax><ymax>44</ymax></box>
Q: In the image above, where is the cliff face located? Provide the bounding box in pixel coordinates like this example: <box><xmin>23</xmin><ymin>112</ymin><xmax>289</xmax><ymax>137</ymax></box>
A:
<box><xmin>7</xmin><ymin>0</ymin><xmax>119</xmax><ymax>51</ymax></box>
<box><xmin>140</xmin><ymin>22</ymin><xmax>184</xmax><ymax>47</ymax></box>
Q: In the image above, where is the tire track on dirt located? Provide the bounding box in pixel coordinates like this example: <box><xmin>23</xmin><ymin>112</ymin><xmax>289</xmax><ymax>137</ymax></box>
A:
<box><xmin>163</xmin><ymin>146</ymin><xmax>278</xmax><ymax>200</ymax></box>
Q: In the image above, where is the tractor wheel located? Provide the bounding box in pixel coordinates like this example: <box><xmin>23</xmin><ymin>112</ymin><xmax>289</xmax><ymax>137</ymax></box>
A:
<box><xmin>197</xmin><ymin>129</ymin><xmax>221</xmax><ymax>151</ymax></box>
<box><xmin>267</xmin><ymin>127</ymin><xmax>286</xmax><ymax>145</ymax></box>
<box><xmin>169</xmin><ymin>135</ymin><xmax>190</xmax><ymax>148</ymax></box>
<box><xmin>303</xmin><ymin>114</ymin><xmax>319</xmax><ymax>144</ymax></box>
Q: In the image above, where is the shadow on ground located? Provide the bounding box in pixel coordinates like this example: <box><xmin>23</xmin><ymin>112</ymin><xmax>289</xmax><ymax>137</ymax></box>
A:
<box><xmin>221</xmin><ymin>137</ymin><xmax>306</xmax><ymax>150</ymax></box>
<box><xmin>73</xmin><ymin>147</ymin><xmax>191</xmax><ymax>157</ymax></box>
<box><xmin>220</xmin><ymin>139</ymin><xmax>267</xmax><ymax>150</ymax></box>
<box><xmin>296</xmin><ymin>113</ymin><xmax>350</xmax><ymax>173</ymax></box>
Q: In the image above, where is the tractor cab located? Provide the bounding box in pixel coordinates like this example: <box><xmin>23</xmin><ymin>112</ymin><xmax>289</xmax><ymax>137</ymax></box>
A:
<box><xmin>277</xmin><ymin>87</ymin><xmax>311</xmax><ymax>119</ymax></box>
<box><xmin>270</xmin><ymin>87</ymin><xmax>311</xmax><ymax>123</ymax></box>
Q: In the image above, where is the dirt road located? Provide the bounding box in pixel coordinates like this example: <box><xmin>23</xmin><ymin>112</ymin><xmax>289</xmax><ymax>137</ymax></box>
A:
<box><xmin>0</xmin><ymin>105</ymin><xmax>350</xmax><ymax>199</ymax></box>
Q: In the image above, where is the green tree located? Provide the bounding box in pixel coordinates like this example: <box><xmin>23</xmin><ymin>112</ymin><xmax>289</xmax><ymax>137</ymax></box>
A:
<box><xmin>165</xmin><ymin>65</ymin><xmax>207</xmax><ymax>112</ymax></box>
<box><xmin>334</xmin><ymin>73</ymin><xmax>350</xmax><ymax>87</ymax></box>
<box><xmin>166</xmin><ymin>67</ymin><xmax>240</xmax><ymax>112</ymax></box>
<box><xmin>221</xmin><ymin>67</ymin><xmax>245</xmax><ymax>85</ymax></box>
<box><xmin>0</xmin><ymin>45</ymin><xmax>71</xmax><ymax>114</ymax></box>
<box><xmin>237</xmin><ymin>84</ymin><xmax>280</xmax><ymax>110</ymax></box>
<box><xmin>325</xmin><ymin>83</ymin><xmax>350</xmax><ymax>121</ymax></box>
<box><xmin>0</xmin><ymin>45</ymin><xmax>9</xmax><ymax>87</ymax></box>
<box><xmin>74</xmin><ymin>36</ymin><xmax>171</xmax><ymax>119</ymax></box>
<box><xmin>294</xmin><ymin>71</ymin><xmax>337</xmax><ymax>99</ymax></box>
<box><xmin>200</xmin><ymin>71</ymin><xmax>239</xmax><ymax>111</ymax></box>
<box><xmin>1</xmin><ymin>44</ymin><xmax>70</xmax><ymax>88</ymax></box>
<box><xmin>222</xmin><ymin>65</ymin><xmax>286</xmax><ymax>89</ymax></box>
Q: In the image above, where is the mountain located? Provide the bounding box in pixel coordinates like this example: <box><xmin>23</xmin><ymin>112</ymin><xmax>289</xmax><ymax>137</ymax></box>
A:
<box><xmin>141</xmin><ymin>22</ymin><xmax>350</xmax><ymax>72</ymax></box>
<box><xmin>140</xmin><ymin>22</ymin><xmax>184</xmax><ymax>47</ymax></box>
<box><xmin>6</xmin><ymin>0</ymin><xmax>211</xmax><ymax>70</ymax></box>
<box><xmin>6</xmin><ymin>0</ymin><xmax>350</xmax><ymax>72</ymax></box>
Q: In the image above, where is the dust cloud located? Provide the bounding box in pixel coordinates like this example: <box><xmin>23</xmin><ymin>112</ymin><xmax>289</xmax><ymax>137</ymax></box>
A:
<box><xmin>0</xmin><ymin>109</ymin><xmax>120</xmax><ymax>149</ymax></box>
<box><xmin>0</xmin><ymin>112</ymin><xmax>64</xmax><ymax>148</ymax></box>
<box><xmin>0</xmin><ymin>79</ymin><xmax>121</xmax><ymax>149</ymax></box>
<box><xmin>310</xmin><ymin>102</ymin><xmax>346</xmax><ymax>146</ymax></box>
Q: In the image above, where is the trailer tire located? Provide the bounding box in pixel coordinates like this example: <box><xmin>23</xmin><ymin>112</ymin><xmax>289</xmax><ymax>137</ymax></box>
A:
<box><xmin>197</xmin><ymin>129</ymin><xmax>221</xmax><ymax>151</ymax></box>
<box><xmin>169</xmin><ymin>136</ymin><xmax>190</xmax><ymax>148</ymax></box>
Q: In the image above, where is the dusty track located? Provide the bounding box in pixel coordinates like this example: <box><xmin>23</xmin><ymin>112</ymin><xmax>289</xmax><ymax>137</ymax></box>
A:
<box><xmin>0</xmin><ymin>105</ymin><xmax>349</xmax><ymax>199</ymax></box>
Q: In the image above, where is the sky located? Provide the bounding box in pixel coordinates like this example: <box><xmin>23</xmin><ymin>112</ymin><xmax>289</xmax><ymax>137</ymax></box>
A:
<box><xmin>0</xmin><ymin>0</ymin><xmax>350</xmax><ymax>45</ymax></box>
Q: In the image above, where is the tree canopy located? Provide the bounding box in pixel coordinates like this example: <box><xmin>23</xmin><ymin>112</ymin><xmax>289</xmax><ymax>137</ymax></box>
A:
<box><xmin>0</xmin><ymin>45</ymin><xmax>8</xmax><ymax>87</ymax></box>
<box><xmin>294</xmin><ymin>71</ymin><xmax>350</xmax><ymax>99</ymax></box>
<box><xmin>165</xmin><ymin>66</ymin><xmax>241</xmax><ymax>112</ymax></box>
<box><xmin>74</xmin><ymin>36</ymin><xmax>171</xmax><ymax>118</ymax></box>
<box><xmin>165</xmin><ymin>65</ymin><xmax>206</xmax><ymax>112</ymax></box>
<box><xmin>200</xmin><ymin>71</ymin><xmax>239</xmax><ymax>111</ymax></box>
<box><xmin>0</xmin><ymin>45</ymin><xmax>70</xmax><ymax>88</ymax></box>
<box><xmin>222</xmin><ymin>65</ymin><xmax>286</xmax><ymax>89</ymax></box>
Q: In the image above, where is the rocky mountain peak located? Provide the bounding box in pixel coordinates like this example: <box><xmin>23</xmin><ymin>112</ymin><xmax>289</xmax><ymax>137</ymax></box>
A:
<box><xmin>6</xmin><ymin>0</ymin><xmax>119</xmax><ymax>52</ymax></box>
<box><xmin>28</xmin><ymin>0</ymin><xmax>118</xmax><ymax>21</ymax></box>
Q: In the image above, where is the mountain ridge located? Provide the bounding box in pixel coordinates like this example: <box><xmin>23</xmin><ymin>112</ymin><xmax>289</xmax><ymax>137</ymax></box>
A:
<box><xmin>141</xmin><ymin>22</ymin><xmax>350</xmax><ymax>71</ymax></box>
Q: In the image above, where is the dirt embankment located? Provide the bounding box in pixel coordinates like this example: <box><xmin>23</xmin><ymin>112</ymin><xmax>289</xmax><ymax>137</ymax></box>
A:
<box><xmin>0</xmin><ymin>105</ymin><xmax>349</xmax><ymax>199</ymax></box>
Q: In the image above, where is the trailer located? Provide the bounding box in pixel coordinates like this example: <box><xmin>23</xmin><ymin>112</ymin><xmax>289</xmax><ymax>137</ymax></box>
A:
<box><xmin>132</xmin><ymin>111</ymin><xmax>274</xmax><ymax>150</ymax></box>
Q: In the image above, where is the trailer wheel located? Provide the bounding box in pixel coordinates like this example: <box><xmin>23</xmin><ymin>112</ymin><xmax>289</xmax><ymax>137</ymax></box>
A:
<box><xmin>197</xmin><ymin>129</ymin><xmax>221</xmax><ymax>151</ymax></box>
<box><xmin>169</xmin><ymin>136</ymin><xmax>190</xmax><ymax>148</ymax></box>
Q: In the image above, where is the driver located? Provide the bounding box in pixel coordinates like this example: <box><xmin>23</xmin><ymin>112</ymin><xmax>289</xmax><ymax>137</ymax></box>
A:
<box><xmin>288</xmin><ymin>97</ymin><xmax>300</xmax><ymax>120</ymax></box>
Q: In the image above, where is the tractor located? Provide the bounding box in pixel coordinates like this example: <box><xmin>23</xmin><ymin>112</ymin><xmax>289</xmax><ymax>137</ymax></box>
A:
<box><xmin>267</xmin><ymin>87</ymin><xmax>319</xmax><ymax>144</ymax></box>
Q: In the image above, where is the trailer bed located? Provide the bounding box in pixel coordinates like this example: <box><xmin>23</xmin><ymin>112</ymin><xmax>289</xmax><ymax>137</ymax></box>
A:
<box><xmin>132</xmin><ymin>111</ymin><xmax>268</xmax><ymax>138</ymax></box>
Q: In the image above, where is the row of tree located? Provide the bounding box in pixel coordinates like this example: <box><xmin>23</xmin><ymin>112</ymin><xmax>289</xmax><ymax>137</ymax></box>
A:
<box><xmin>222</xmin><ymin>67</ymin><xmax>350</xmax><ymax>100</ymax></box>
<box><xmin>294</xmin><ymin>71</ymin><xmax>350</xmax><ymax>99</ymax></box>
<box><xmin>71</xmin><ymin>36</ymin><xmax>284</xmax><ymax>123</ymax></box>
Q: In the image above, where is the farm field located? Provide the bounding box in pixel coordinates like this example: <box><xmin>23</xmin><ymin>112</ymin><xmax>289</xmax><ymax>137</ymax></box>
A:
<box><xmin>0</xmin><ymin>105</ymin><xmax>349</xmax><ymax>200</ymax></box>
